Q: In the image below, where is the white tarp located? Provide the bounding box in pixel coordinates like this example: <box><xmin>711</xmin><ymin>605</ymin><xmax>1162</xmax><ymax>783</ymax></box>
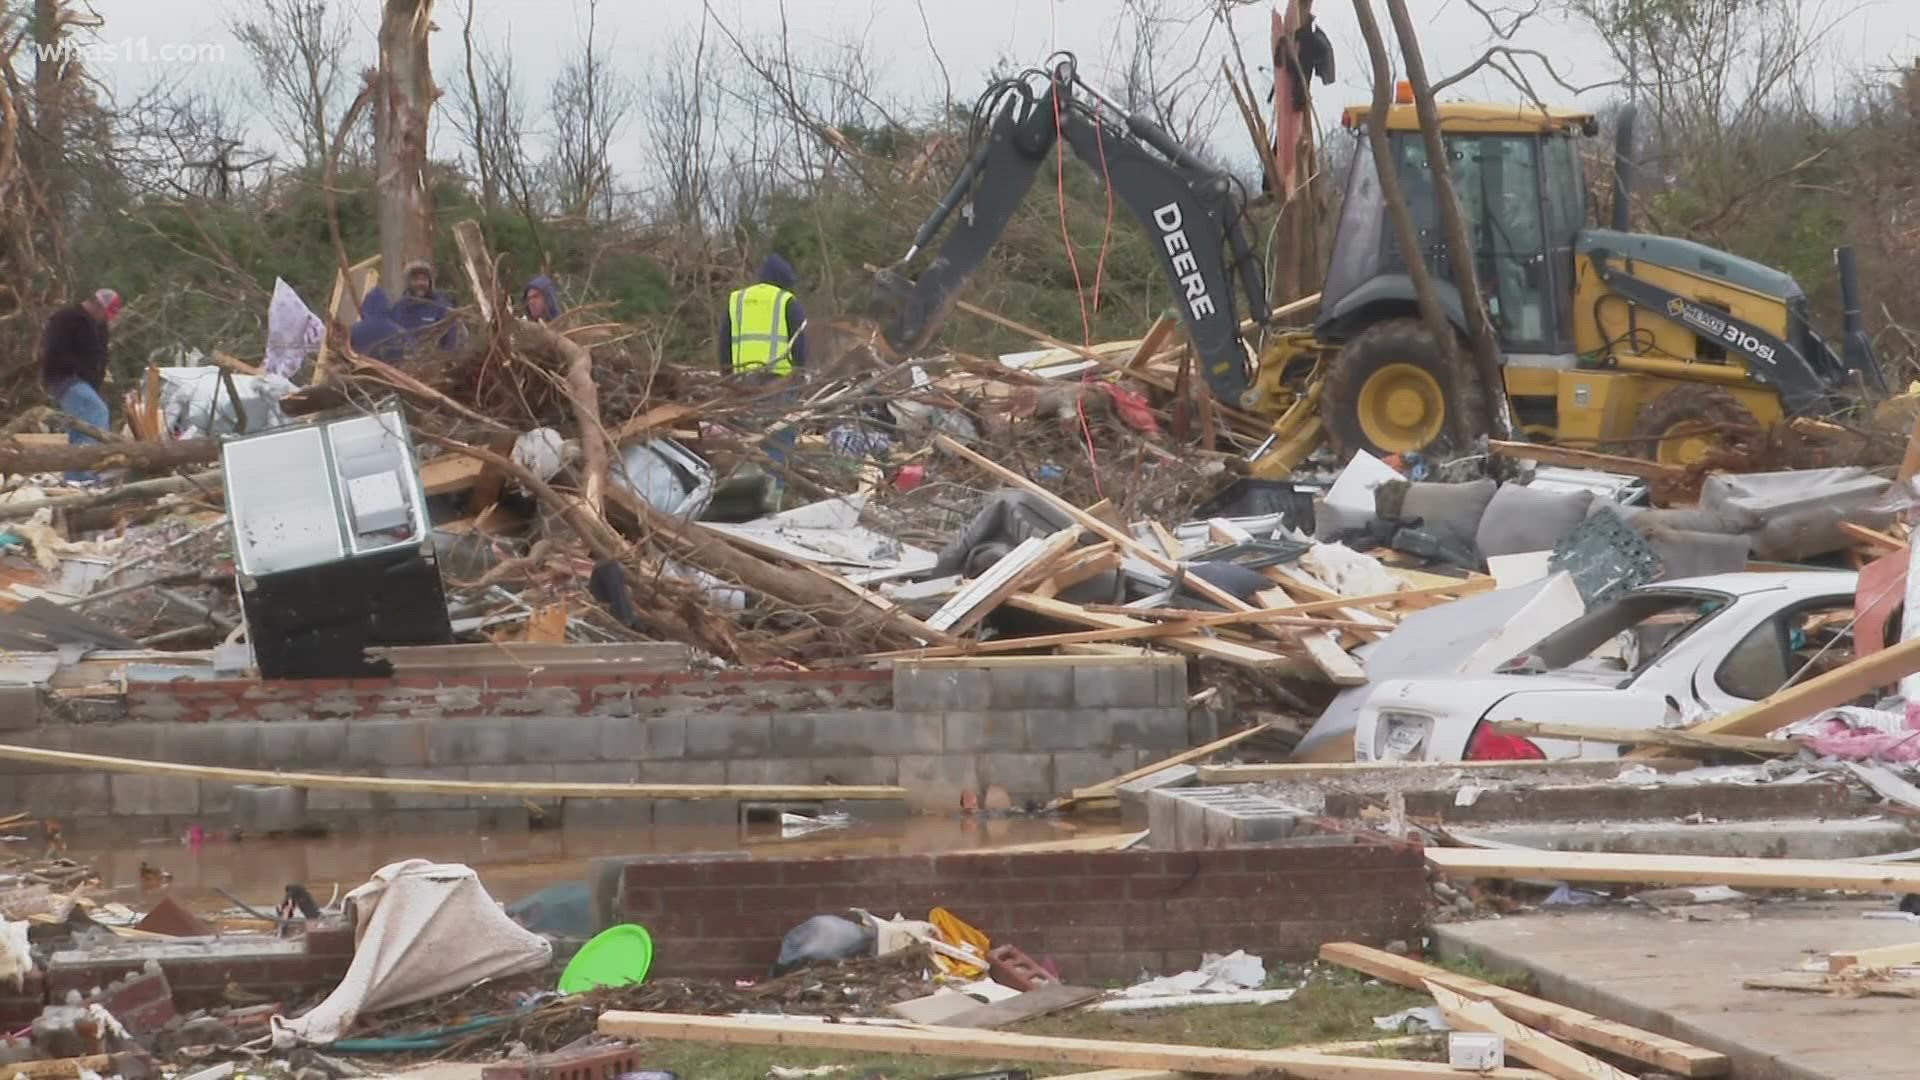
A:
<box><xmin>265</xmin><ymin>278</ymin><xmax>326</xmax><ymax>379</ymax></box>
<box><xmin>271</xmin><ymin>860</ymin><xmax>551</xmax><ymax>1047</ymax></box>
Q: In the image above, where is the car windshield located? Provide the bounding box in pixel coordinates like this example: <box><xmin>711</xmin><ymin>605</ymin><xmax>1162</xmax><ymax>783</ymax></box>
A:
<box><xmin>1501</xmin><ymin>589</ymin><xmax>1734</xmax><ymax>688</ymax></box>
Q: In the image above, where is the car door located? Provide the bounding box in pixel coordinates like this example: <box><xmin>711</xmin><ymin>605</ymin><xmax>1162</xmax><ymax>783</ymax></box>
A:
<box><xmin>1693</xmin><ymin>593</ymin><xmax>1862</xmax><ymax>715</ymax></box>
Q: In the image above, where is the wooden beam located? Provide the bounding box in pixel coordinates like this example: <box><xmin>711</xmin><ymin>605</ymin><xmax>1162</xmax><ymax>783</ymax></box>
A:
<box><xmin>0</xmin><ymin>743</ymin><xmax>904</xmax><ymax>802</ymax></box>
<box><xmin>1123</xmin><ymin>315</ymin><xmax>1179</xmax><ymax>372</ymax></box>
<box><xmin>1829</xmin><ymin>939</ymin><xmax>1920</xmax><ymax>974</ymax></box>
<box><xmin>1425</xmin><ymin>983</ymin><xmax>1635</xmax><ymax>1080</ymax></box>
<box><xmin>1300</xmin><ymin>630</ymin><xmax>1367</xmax><ymax>686</ymax></box>
<box><xmin>1489</xmin><ymin>720</ymin><xmax>1792</xmax><ymax>756</ymax></box>
<box><xmin>1487</xmin><ymin>439</ymin><xmax>1685</xmax><ymax>482</ymax></box>
<box><xmin>1745</xmin><ymin>971</ymin><xmax>1920</xmax><ymax>999</ymax></box>
<box><xmin>1839</xmin><ymin>521</ymin><xmax>1906</xmax><ymax>554</ymax></box>
<box><xmin>1070</xmin><ymin>722</ymin><xmax>1273</xmax><ymax>800</ymax></box>
<box><xmin>1197</xmin><ymin>760</ymin><xmax>1686</xmax><ymax>783</ymax></box>
<box><xmin>1655</xmin><ymin>634</ymin><xmax>1920</xmax><ymax>740</ymax></box>
<box><xmin>1005</xmin><ymin>594</ymin><xmax>1291</xmax><ymax>669</ymax></box>
<box><xmin>929</xmin><ymin>526</ymin><xmax>1082</xmax><ymax>634</ymax></box>
<box><xmin>418</xmin><ymin>453</ymin><xmax>488</xmax><ymax>496</ymax></box>
<box><xmin>595</xmin><ymin>1011</ymin><xmax>1553</xmax><ymax>1080</ymax></box>
<box><xmin>1425</xmin><ymin>847</ymin><xmax>1920</xmax><ymax>892</ymax></box>
<box><xmin>1319</xmin><ymin>944</ymin><xmax>1728</xmax><ymax>1078</ymax></box>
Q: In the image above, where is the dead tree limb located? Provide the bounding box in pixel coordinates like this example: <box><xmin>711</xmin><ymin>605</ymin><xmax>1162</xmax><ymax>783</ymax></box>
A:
<box><xmin>0</xmin><ymin>470</ymin><xmax>224</xmax><ymax>522</ymax></box>
<box><xmin>0</xmin><ymin>437</ymin><xmax>217</xmax><ymax>476</ymax></box>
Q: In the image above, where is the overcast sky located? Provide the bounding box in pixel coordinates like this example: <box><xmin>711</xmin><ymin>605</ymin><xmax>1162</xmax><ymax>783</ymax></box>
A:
<box><xmin>76</xmin><ymin>0</ymin><xmax>1920</xmax><ymax>183</ymax></box>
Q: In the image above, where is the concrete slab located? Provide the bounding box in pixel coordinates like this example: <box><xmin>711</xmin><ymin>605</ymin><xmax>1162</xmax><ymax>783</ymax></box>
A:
<box><xmin>1434</xmin><ymin>905</ymin><xmax>1918</xmax><ymax>1080</ymax></box>
<box><xmin>1455</xmin><ymin>818</ymin><xmax>1916</xmax><ymax>859</ymax></box>
<box><xmin>1322</xmin><ymin>780</ymin><xmax>1853</xmax><ymax>824</ymax></box>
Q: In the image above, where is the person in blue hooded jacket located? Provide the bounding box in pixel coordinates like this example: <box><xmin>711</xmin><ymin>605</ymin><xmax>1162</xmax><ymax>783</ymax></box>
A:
<box><xmin>523</xmin><ymin>275</ymin><xmax>562</xmax><ymax>322</ymax></box>
<box><xmin>388</xmin><ymin>259</ymin><xmax>463</xmax><ymax>353</ymax></box>
<box><xmin>349</xmin><ymin>286</ymin><xmax>407</xmax><ymax>362</ymax></box>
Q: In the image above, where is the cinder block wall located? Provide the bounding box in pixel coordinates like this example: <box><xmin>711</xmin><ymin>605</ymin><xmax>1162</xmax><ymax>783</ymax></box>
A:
<box><xmin>615</xmin><ymin>837</ymin><xmax>1426</xmax><ymax>983</ymax></box>
<box><xmin>6</xmin><ymin>657</ymin><xmax>1198</xmax><ymax>832</ymax></box>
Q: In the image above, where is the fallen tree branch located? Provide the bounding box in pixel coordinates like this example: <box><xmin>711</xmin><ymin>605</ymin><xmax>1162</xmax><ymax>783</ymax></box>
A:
<box><xmin>0</xmin><ymin>470</ymin><xmax>224</xmax><ymax>522</ymax></box>
<box><xmin>0</xmin><ymin>438</ymin><xmax>217</xmax><ymax>476</ymax></box>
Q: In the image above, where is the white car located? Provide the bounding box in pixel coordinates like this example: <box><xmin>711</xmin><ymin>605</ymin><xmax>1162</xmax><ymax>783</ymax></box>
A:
<box><xmin>1353</xmin><ymin>572</ymin><xmax>1875</xmax><ymax>763</ymax></box>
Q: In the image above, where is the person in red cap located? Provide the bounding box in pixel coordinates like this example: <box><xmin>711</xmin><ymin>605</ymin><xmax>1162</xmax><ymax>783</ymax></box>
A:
<box><xmin>38</xmin><ymin>288</ymin><xmax>123</xmax><ymax>483</ymax></box>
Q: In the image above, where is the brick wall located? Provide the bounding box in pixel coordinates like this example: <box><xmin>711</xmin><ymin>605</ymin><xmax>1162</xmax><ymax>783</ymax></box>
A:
<box><xmin>617</xmin><ymin>837</ymin><xmax>1426</xmax><ymax>983</ymax></box>
<box><xmin>1</xmin><ymin>922</ymin><xmax>354</xmax><ymax>1030</ymax></box>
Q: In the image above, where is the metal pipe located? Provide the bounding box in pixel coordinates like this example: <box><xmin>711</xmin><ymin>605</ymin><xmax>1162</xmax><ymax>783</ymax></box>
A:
<box><xmin>1610</xmin><ymin>354</ymin><xmax>1753</xmax><ymax>385</ymax></box>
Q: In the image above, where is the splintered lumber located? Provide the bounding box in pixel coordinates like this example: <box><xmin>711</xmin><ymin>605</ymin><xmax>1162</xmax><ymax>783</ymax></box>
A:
<box><xmin>614</xmin><ymin>402</ymin><xmax>701</xmax><ymax>443</ymax></box>
<box><xmin>1124</xmin><ymin>315</ymin><xmax>1179</xmax><ymax>371</ymax></box>
<box><xmin>928</xmin><ymin>526</ymin><xmax>1082</xmax><ymax>634</ymax></box>
<box><xmin>941</xmin><ymin>984</ymin><xmax>1102</xmax><ymax>1029</ymax></box>
<box><xmin>1490</xmin><ymin>720</ymin><xmax>1793</xmax><ymax>756</ymax></box>
<box><xmin>1486</xmin><ymin>439</ymin><xmax>1686</xmax><ymax>482</ymax></box>
<box><xmin>418</xmin><ymin>453</ymin><xmax>488</xmax><ymax>496</ymax></box>
<box><xmin>1006</xmin><ymin>594</ymin><xmax>1289</xmax><ymax>669</ymax></box>
<box><xmin>1828</xmin><ymin>939</ymin><xmax>1920</xmax><ymax>973</ymax></box>
<box><xmin>1299</xmin><ymin>630</ymin><xmax>1367</xmax><ymax>686</ymax></box>
<box><xmin>1839</xmin><ymin>521</ymin><xmax>1905</xmax><ymax>553</ymax></box>
<box><xmin>1649</xmin><ymin>634</ymin><xmax>1920</xmax><ymax>741</ymax></box>
<box><xmin>1746</xmin><ymin>971</ymin><xmax>1920</xmax><ymax>998</ymax></box>
<box><xmin>0</xmin><ymin>743</ymin><xmax>904</xmax><ymax>802</ymax></box>
<box><xmin>1320</xmin><ymin>944</ymin><xmax>1728</xmax><ymax>1078</ymax></box>
<box><xmin>1071</xmin><ymin>722</ymin><xmax>1273</xmax><ymax>800</ymax></box>
<box><xmin>1195</xmin><ymin>760</ymin><xmax>1695</xmax><ymax>783</ymax></box>
<box><xmin>1424</xmin><ymin>848</ymin><xmax>1920</xmax><ymax>893</ymax></box>
<box><xmin>595</xmin><ymin>1011</ymin><xmax>1554</xmax><ymax>1079</ymax></box>
<box><xmin>0</xmin><ymin>437</ymin><xmax>217</xmax><ymax>476</ymax></box>
<box><xmin>1426</xmin><ymin>983</ymin><xmax>1633</xmax><ymax>1080</ymax></box>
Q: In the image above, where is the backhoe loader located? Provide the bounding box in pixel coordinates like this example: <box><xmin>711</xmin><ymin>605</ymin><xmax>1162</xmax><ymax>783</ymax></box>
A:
<box><xmin>877</xmin><ymin>60</ymin><xmax>1884</xmax><ymax>474</ymax></box>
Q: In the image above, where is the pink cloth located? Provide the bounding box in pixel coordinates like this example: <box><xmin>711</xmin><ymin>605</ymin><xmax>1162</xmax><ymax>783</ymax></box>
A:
<box><xmin>1792</xmin><ymin>703</ymin><xmax>1920</xmax><ymax>761</ymax></box>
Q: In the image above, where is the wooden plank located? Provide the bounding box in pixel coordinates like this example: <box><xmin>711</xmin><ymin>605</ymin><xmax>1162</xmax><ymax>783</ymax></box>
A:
<box><xmin>614</xmin><ymin>402</ymin><xmax>701</xmax><ymax>444</ymax></box>
<box><xmin>1828</xmin><ymin>939</ymin><xmax>1920</xmax><ymax>973</ymax></box>
<box><xmin>1005</xmin><ymin>594</ymin><xmax>1290</xmax><ymax>669</ymax></box>
<box><xmin>934</xmin><ymin>435</ymin><xmax>1256</xmax><ymax>616</ymax></box>
<box><xmin>1656</xmin><ymin>634</ymin><xmax>1920</xmax><ymax>741</ymax></box>
<box><xmin>1487</xmin><ymin>439</ymin><xmax>1686</xmax><ymax>482</ymax></box>
<box><xmin>1320</xmin><ymin>944</ymin><xmax>1729</xmax><ymax>1078</ymax></box>
<box><xmin>1123</xmin><ymin>315</ymin><xmax>1180</xmax><ymax>372</ymax></box>
<box><xmin>1041</xmin><ymin>1071</ymin><xmax>1184</xmax><ymax>1080</ymax></box>
<box><xmin>965</xmin><ymin>830</ymin><xmax>1147</xmax><ymax>854</ymax></box>
<box><xmin>1745</xmin><ymin>971</ymin><xmax>1920</xmax><ymax>998</ymax></box>
<box><xmin>1839</xmin><ymin>521</ymin><xmax>1906</xmax><ymax>553</ymax></box>
<box><xmin>1197</xmin><ymin>760</ymin><xmax>1693</xmax><ymax>783</ymax></box>
<box><xmin>1299</xmin><ymin>630</ymin><xmax>1366</xmax><ymax>686</ymax></box>
<box><xmin>523</xmin><ymin>603</ymin><xmax>568</xmax><ymax>643</ymax></box>
<box><xmin>418</xmin><ymin>453</ymin><xmax>488</xmax><ymax>497</ymax></box>
<box><xmin>930</xmin><ymin>526</ymin><xmax>1082</xmax><ymax>634</ymax></box>
<box><xmin>1489</xmin><ymin>720</ymin><xmax>1792</xmax><ymax>756</ymax></box>
<box><xmin>942</xmin><ymin>984</ymin><xmax>1102</xmax><ymax>1029</ymax></box>
<box><xmin>1426</xmin><ymin>982</ymin><xmax>1635</xmax><ymax>1080</ymax></box>
<box><xmin>1424</xmin><ymin>847</ymin><xmax>1920</xmax><ymax>892</ymax></box>
<box><xmin>1069</xmin><ymin>722</ymin><xmax>1272</xmax><ymax>800</ymax></box>
<box><xmin>371</xmin><ymin>642</ymin><xmax>689</xmax><ymax>671</ymax></box>
<box><xmin>0</xmin><ymin>743</ymin><xmax>905</xmax><ymax>802</ymax></box>
<box><xmin>595</xmin><ymin>1010</ymin><xmax>1553</xmax><ymax>1079</ymax></box>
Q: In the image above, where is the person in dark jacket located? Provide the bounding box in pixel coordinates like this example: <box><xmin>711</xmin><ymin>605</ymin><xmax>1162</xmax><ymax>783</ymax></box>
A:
<box><xmin>39</xmin><ymin>288</ymin><xmax>123</xmax><ymax>484</ymax></box>
<box><xmin>388</xmin><ymin>259</ymin><xmax>462</xmax><ymax>353</ymax></box>
<box><xmin>523</xmin><ymin>275</ymin><xmax>562</xmax><ymax>322</ymax></box>
<box><xmin>349</xmin><ymin>286</ymin><xmax>407</xmax><ymax>362</ymax></box>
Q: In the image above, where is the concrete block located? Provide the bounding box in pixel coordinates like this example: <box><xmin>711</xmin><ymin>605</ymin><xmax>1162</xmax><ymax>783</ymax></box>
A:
<box><xmin>493</xmin><ymin>686</ymin><xmax>584</xmax><ymax>716</ymax></box>
<box><xmin>1108</xmin><ymin>707</ymin><xmax>1190</xmax><ymax>750</ymax></box>
<box><xmin>0</xmin><ymin>684</ymin><xmax>39</xmax><ymax>729</ymax></box>
<box><xmin>257</xmin><ymin>720</ymin><xmax>348</xmax><ymax>766</ymax></box>
<box><xmin>1073</xmin><ymin>662</ymin><xmax>1161</xmax><ymax>710</ymax></box>
<box><xmin>1116</xmin><ymin>764</ymin><xmax>1199</xmax><ymax>826</ymax></box>
<box><xmin>85</xmin><ymin>723</ymin><xmax>163</xmax><ymax>762</ymax></box>
<box><xmin>230</xmin><ymin>785</ymin><xmax>310</xmax><ymax>833</ymax></box>
<box><xmin>639</xmin><ymin>759</ymin><xmax>727</xmax><ymax>785</ymax></box>
<box><xmin>942</xmin><ymin>710</ymin><xmax>1027</xmax><ymax>753</ymax></box>
<box><xmin>557</xmin><ymin>761</ymin><xmax>639</xmax><ymax>784</ymax></box>
<box><xmin>1048</xmin><ymin>749</ymin><xmax>1140</xmax><ymax>795</ymax></box>
<box><xmin>18</xmin><ymin>773</ymin><xmax>109</xmax><ymax>815</ymax></box>
<box><xmin>987</xmin><ymin>667</ymin><xmax>1075</xmax><ymax>710</ymax></box>
<box><xmin>1145</xmin><ymin>787</ymin><xmax>1185</xmax><ymax>850</ymax></box>
<box><xmin>344</xmin><ymin>720</ymin><xmax>428</xmax><ymax>767</ymax></box>
<box><xmin>976</xmin><ymin>753</ymin><xmax>1052</xmax><ymax>804</ymax></box>
<box><xmin>684</xmin><ymin>713</ymin><xmax>771</xmax><ymax>758</ymax></box>
<box><xmin>156</xmin><ymin>721</ymin><xmax>262</xmax><ymax>771</ymax></box>
<box><xmin>426</xmin><ymin>717</ymin><xmax>517</xmax><ymax>765</ymax></box>
<box><xmin>1024</xmin><ymin>708</ymin><xmax>1115</xmax><ymax>751</ymax></box>
<box><xmin>1154</xmin><ymin>659</ymin><xmax>1188</xmax><ymax>708</ymax></box>
<box><xmin>895</xmin><ymin>664</ymin><xmax>990</xmax><ymax>712</ymax></box>
<box><xmin>652</xmin><ymin>798</ymin><xmax>740</xmax><ymax>826</ymax></box>
<box><xmin>109</xmin><ymin>773</ymin><xmax>200</xmax><ymax>816</ymax></box>
<box><xmin>773</xmin><ymin>710</ymin><xmax>942</xmax><ymax>756</ymax></box>
<box><xmin>724</xmin><ymin>758</ymin><xmax>821</xmax><ymax>785</ymax></box>
<box><xmin>1201</xmin><ymin>798</ymin><xmax>1306</xmax><ymax>847</ymax></box>
<box><xmin>804</xmin><ymin>755</ymin><xmax>901</xmax><ymax>787</ymax></box>
<box><xmin>511</xmin><ymin>717</ymin><xmax>603</xmax><ymax>764</ymax></box>
<box><xmin>1144</xmin><ymin>785</ymin><xmax>1242</xmax><ymax>850</ymax></box>
<box><xmin>383</xmin><ymin>767</ymin><xmax>481</xmax><ymax>810</ymax></box>
<box><xmin>562</xmin><ymin>798</ymin><xmax>654</xmax><ymax>829</ymax></box>
<box><xmin>586</xmin><ymin>683</ymin><xmax>635</xmax><ymax>717</ymax></box>
<box><xmin>308</xmin><ymin>786</ymin><xmax>377</xmax><ymax>811</ymax></box>
<box><xmin>896</xmin><ymin>754</ymin><xmax>980</xmax><ymax>813</ymax></box>
<box><xmin>641</xmin><ymin>716</ymin><xmax>686</xmax><ymax>760</ymax></box>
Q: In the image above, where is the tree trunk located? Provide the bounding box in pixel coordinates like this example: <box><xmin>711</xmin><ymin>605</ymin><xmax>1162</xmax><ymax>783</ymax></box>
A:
<box><xmin>1382</xmin><ymin>0</ymin><xmax>1515</xmax><ymax>442</ymax></box>
<box><xmin>29</xmin><ymin>0</ymin><xmax>68</xmax><ymax>265</ymax></box>
<box><xmin>1348</xmin><ymin>1</ymin><xmax>1461</xmax><ymax>366</ymax></box>
<box><xmin>375</xmin><ymin>0</ymin><xmax>437</xmax><ymax>282</ymax></box>
<box><xmin>0</xmin><ymin>437</ymin><xmax>218</xmax><ymax>476</ymax></box>
<box><xmin>0</xmin><ymin>470</ymin><xmax>223</xmax><ymax>523</ymax></box>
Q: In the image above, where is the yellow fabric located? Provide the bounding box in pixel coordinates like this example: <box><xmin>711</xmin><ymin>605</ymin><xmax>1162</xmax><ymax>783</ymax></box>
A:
<box><xmin>927</xmin><ymin>906</ymin><xmax>990</xmax><ymax>978</ymax></box>
<box><xmin>728</xmin><ymin>283</ymin><xmax>795</xmax><ymax>375</ymax></box>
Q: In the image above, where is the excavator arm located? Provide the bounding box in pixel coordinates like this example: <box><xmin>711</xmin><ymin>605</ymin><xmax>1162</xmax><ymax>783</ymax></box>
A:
<box><xmin>876</xmin><ymin>55</ymin><xmax>1270</xmax><ymax>404</ymax></box>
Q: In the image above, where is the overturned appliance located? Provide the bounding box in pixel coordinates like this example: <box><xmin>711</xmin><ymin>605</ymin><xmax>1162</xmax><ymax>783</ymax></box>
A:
<box><xmin>223</xmin><ymin>409</ymin><xmax>452</xmax><ymax>678</ymax></box>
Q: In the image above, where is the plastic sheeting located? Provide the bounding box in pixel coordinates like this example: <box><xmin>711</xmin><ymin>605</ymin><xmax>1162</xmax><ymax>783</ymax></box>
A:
<box><xmin>613</xmin><ymin>439</ymin><xmax>714</xmax><ymax>519</ymax></box>
<box><xmin>271</xmin><ymin>860</ymin><xmax>552</xmax><ymax>1047</ymax></box>
<box><xmin>265</xmin><ymin>278</ymin><xmax>326</xmax><ymax>379</ymax></box>
<box><xmin>159</xmin><ymin>366</ymin><xmax>295</xmax><ymax>438</ymax></box>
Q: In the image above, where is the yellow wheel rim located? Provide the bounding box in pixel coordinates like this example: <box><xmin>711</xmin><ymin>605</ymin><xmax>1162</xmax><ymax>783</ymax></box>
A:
<box><xmin>1356</xmin><ymin>362</ymin><xmax>1446</xmax><ymax>452</ymax></box>
<box><xmin>1656</xmin><ymin>420</ymin><xmax>1721</xmax><ymax>467</ymax></box>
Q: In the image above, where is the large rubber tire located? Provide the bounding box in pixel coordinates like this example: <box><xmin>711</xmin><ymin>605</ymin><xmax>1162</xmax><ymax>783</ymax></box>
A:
<box><xmin>1632</xmin><ymin>385</ymin><xmax>1759</xmax><ymax>466</ymax></box>
<box><xmin>1322</xmin><ymin>318</ymin><xmax>1487</xmax><ymax>458</ymax></box>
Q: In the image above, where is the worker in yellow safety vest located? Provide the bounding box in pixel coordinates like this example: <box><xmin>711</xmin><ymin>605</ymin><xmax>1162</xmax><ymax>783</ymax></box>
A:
<box><xmin>720</xmin><ymin>253</ymin><xmax>808</xmax><ymax>379</ymax></box>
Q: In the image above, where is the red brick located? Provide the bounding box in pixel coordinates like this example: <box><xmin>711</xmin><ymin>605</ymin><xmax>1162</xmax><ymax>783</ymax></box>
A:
<box><xmin>624</xmin><ymin>860</ymin><xmax>707</xmax><ymax>888</ymax></box>
<box><xmin>1073</xmin><ymin>951</ymin><xmax>1165</xmax><ymax>983</ymax></box>
<box><xmin>669</xmin><ymin>887</ymin><xmax>745</xmax><ymax>914</ymax></box>
<box><xmin>1125</xmin><ymin>875</ymin><xmax>1197</xmax><ymax>901</ymax></box>
<box><xmin>734</xmin><ymin>886</ymin><xmax>817</xmax><ymax>915</ymax></box>
<box><xmin>484</xmin><ymin>673</ymin><xmax>535</xmax><ymax>692</ymax></box>
<box><xmin>348</xmin><ymin>677</ymin><xmax>396</xmax><ymax>691</ymax></box>
<box><xmin>1003</xmin><ymin>852</ymin><xmax>1090</xmax><ymax>878</ymax></box>
<box><xmin>1037</xmin><ymin>925</ymin><xmax>1126</xmax><ymax>953</ymax></box>
<box><xmin>1123</xmin><ymin>921</ymin><xmax>1205</xmax><ymax>951</ymax></box>
<box><xmin>699</xmin><ymin>860</ymin><xmax>785</xmax><ymax>887</ymax></box>
<box><xmin>391</xmin><ymin>675</ymin><xmax>443</xmax><ymax>691</ymax></box>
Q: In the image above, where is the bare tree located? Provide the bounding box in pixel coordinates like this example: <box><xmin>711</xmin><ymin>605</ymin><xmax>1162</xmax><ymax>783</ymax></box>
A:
<box><xmin>374</xmin><ymin>0</ymin><xmax>436</xmax><ymax>278</ymax></box>
<box><xmin>640</xmin><ymin>23</ymin><xmax>715</xmax><ymax>231</ymax></box>
<box><xmin>233</xmin><ymin>0</ymin><xmax>353</xmax><ymax>171</ymax></box>
<box><xmin>545</xmin><ymin>0</ymin><xmax>636</xmax><ymax>222</ymax></box>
